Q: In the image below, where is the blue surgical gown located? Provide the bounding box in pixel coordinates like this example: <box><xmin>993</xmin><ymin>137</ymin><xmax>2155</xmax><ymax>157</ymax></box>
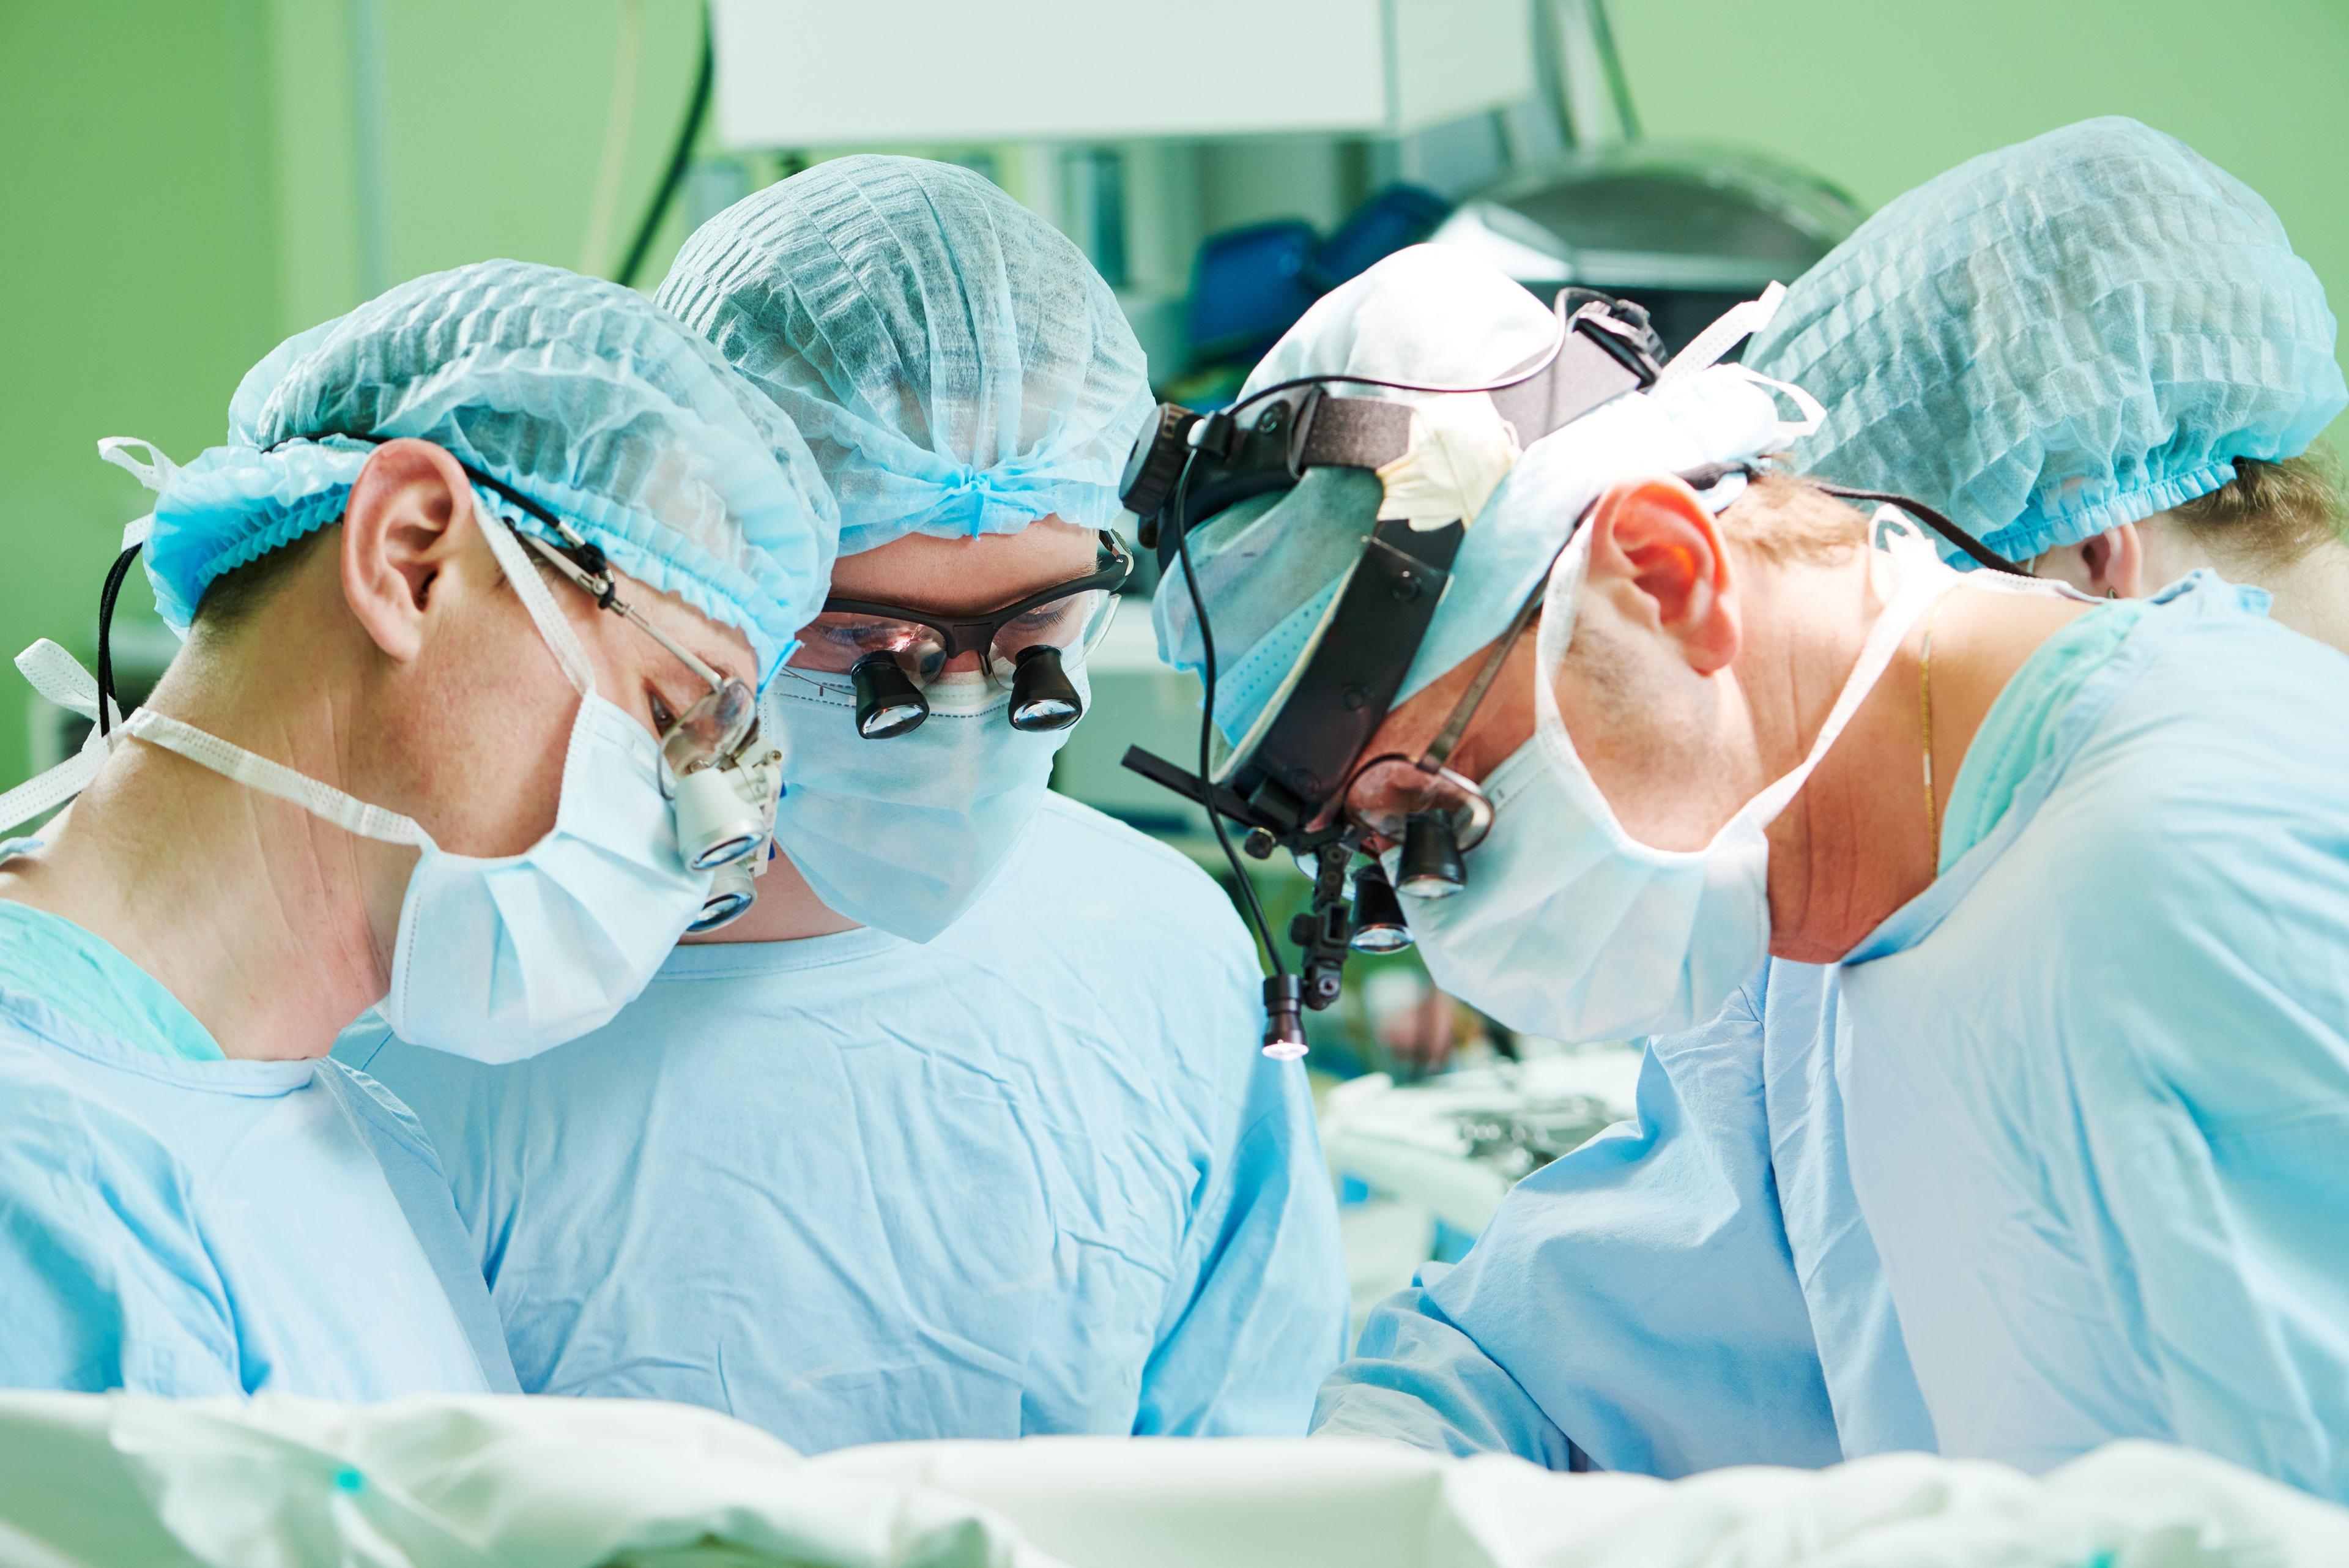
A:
<box><xmin>343</xmin><ymin>792</ymin><xmax>1348</xmax><ymax>1451</ymax></box>
<box><xmin>0</xmin><ymin>893</ymin><xmax>513</xmax><ymax>1397</ymax></box>
<box><xmin>1321</xmin><ymin>573</ymin><xmax>2349</xmax><ymax>1500</ymax></box>
<box><xmin>1313</xmin><ymin>960</ymin><xmax>1925</xmax><ymax>1474</ymax></box>
<box><xmin>1836</xmin><ymin>578</ymin><xmax>2349</xmax><ymax>1500</ymax></box>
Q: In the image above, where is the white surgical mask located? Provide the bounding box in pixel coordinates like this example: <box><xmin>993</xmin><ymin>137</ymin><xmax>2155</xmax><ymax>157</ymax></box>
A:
<box><xmin>762</xmin><ymin>660</ymin><xmax>1085</xmax><ymax>942</ymax></box>
<box><xmin>111</xmin><ymin>510</ymin><xmax>715</xmax><ymax>1062</ymax></box>
<box><xmin>1398</xmin><ymin>518</ymin><xmax>1959</xmax><ymax>1044</ymax></box>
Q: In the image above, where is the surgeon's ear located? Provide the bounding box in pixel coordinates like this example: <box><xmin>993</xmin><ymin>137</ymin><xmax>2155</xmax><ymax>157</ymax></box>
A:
<box><xmin>2035</xmin><ymin>523</ymin><xmax>2144</xmax><ymax>600</ymax></box>
<box><xmin>1583</xmin><ymin>476</ymin><xmax>1739</xmax><ymax>674</ymax></box>
<box><xmin>342</xmin><ymin>439</ymin><xmax>480</xmax><ymax>664</ymax></box>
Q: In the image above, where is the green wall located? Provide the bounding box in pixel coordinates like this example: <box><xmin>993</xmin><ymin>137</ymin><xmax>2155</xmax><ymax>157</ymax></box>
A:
<box><xmin>5</xmin><ymin>0</ymin><xmax>2348</xmax><ymax>789</ymax></box>
<box><xmin>0</xmin><ymin>0</ymin><xmax>703</xmax><ymax>786</ymax></box>
<box><xmin>1610</xmin><ymin>0</ymin><xmax>2349</xmax><ymax>441</ymax></box>
<box><xmin>1</xmin><ymin>2</ymin><xmax>278</xmax><ymax>778</ymax></box>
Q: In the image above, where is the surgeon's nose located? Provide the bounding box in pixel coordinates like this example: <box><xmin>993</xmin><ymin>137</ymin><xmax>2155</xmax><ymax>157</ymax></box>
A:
<box><xmin>939</xmin><ymin>647</ymin><xmax>987</xmax><ymax>675</ymax></box>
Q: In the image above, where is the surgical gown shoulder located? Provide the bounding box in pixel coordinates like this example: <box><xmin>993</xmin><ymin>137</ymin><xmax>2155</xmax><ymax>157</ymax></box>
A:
<box><xmin>1839</xmin><ymin>592</ymin><xmax>2349</xmax><ymax>1490</ymax></box>
<box><xmin>0</xmin><ymin>997</ymin><xmax>240</xmax><ymax>1394</ymax></box>
<box><xmin>1879</xmin><ymin>604</ymin><xmax>2349</xmax><ymax>1178</ymax></box>
<box><xmin>1864</xmin><ymin>599</ymin><xmax>2349</xmax><ymax>1087</ymax></box>
<box><xmin>2047</xmin><ymin>622</ymin><xmax>2349</xmax><ymax>1093</ymax></box>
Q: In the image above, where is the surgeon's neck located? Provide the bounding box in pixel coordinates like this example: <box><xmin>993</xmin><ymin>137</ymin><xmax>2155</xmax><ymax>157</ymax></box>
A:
<box><xmin>2244</xmin><ymin>540</ymin><xmax>2349</xmax><ymax>656</ymax></box>
<box><xmin>681</xmin><ymin>850</ymin><xmax>863</xmax><ymax>944</ymax></box>
<box><xmin>1761</xmin><ymin>562</ymin><xmax>2090</xmax><ymax>965</ymax></box>
<box><xmin>0</xmin><ymin>636</ymin><xmax>412</xmax><ymax>1062</ymax></box>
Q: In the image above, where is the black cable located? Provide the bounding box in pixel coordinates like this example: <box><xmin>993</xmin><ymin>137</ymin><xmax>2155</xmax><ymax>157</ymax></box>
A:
<box><xmin>1811</xmin><ymin>483</ymin><xmax>2024</xmax><ymax>576</ymax></box>
<box><xmin>614</xmin><ymin>4</ymin><xmax>715</xmax><ymax>289</ymax></box>
<box><xmin>1170</xmin><ymin>458</ymin><xmax>1286</xmax><ymax>984</ymax></box>
<box><xmin>95</xmin><ymin>544</ymin><xmax>143</xmax><ymax>740</ymax></box>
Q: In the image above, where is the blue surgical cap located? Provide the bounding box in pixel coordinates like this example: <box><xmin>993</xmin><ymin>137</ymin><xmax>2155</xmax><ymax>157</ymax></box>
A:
<box><xmin>1154</xmin><ymin>245</ymin><xmax>1797</xmax><ymax>753</ymax></box>
<box><xmin>146</xmin><ymin>259</ymin><xmax>838</xmax><ymax>685</ymax></box>
<box><xmin>656</xmin><ymin>155</ymin><xmax>1153</xmax><ymax>558</ymax></box>
<box><xmin>1746</xmin><ymin>117</ymin><xmax>2347</xmax><ymax>569</ymax></box>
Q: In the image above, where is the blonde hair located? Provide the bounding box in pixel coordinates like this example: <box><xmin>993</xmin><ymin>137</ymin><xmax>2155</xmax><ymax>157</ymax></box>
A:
<box><xmin>1718</xmin><ymin>472</ymin><xmax>1873</xmax><ymax>565</ymax></box>
<box><xmin>2167</xmin><ymin>444</ymin><xmax>2348</xmax><ymax>574</ymax></box>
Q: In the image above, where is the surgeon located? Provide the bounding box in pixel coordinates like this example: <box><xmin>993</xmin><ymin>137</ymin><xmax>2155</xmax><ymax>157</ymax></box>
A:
<box><xmin>1154</xmin><ymin>225</ymin><xmax>2349</xmax><ymax>1498</ymax></box>
<box><xmin>1324</xmin><ymin>119</ymin><xmax>2349</xmax><ymax>1488</ymax></box>
<box><xmin>0</xmin><ymin>261</ymin><xmax>835</xmax><ymax>1398</ymax></box>
<box><xmin>344</xmin><ymin>157</ymin><xmax>1348</xmax><ymax>1451</ymax></box>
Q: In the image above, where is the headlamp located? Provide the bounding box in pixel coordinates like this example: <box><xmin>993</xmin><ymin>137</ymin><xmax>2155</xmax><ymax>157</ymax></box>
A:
<box><xmin>1115</xmin><ymin>292</ymin><xmax>1668</xmax><ymax>1055</ymax></box>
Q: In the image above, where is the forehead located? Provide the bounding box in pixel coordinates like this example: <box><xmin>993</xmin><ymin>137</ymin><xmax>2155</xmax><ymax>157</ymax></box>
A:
<box><xmin>829</xmin><ymin>518</ymin><xmax>1101</xmax><ymax>614</ymax></box>
<box><xmin>604</xmin><ymin>569</ymin><xmax>756</xmax><ymax>686</ymax></box>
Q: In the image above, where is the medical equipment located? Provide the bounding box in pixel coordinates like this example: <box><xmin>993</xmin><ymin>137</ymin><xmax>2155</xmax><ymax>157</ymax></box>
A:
<box><xmin>1436</xmin><ymin>0</ymin><xmax>1863</xmax><ymax>355</ymax></box>
<box><xmin>1323</xmin><ymin>1048</ymin><xmax>1638</xmax><ymax>1236</ymax></box>
<box><xmin>1126</xmin><ymin>250</ymin><xmax>2030</xmax><ymax>1053</ymax></box>
<box><xmin>178</xmin><ymin>441</ymin><xmax>787</xmax><ymax>931</ymax></box>
<box><xmin>659</xmin><ymin>158</ymin><xmax>1163</xmax><ymax>945</ymax></box>
<box><xmin>501</xmin><ymin>481</ymin><xmax>784</xmax><ymax>895</ymax></box>
<box><xmin>786</xmin><ymin>531</ymin><xmax>1133</xmax><ymax>738</ymax></box>
<box><xmin>704</xmin><ymin>1</ymin><xmax>1534</xmax><ymax>147</ymax></box>
<box><xmin>108</xmin><ymin>508</ymin><xmax>725</xmax><ymax>1065</ymax></box>
<box><xmin>1119</xmin><ymin>286</ymin><xmax>1666</xmax><ymax>1052</ymax></box>
<box><xmin>1398</xmin><ymin>520</ymin><xmax>1960</xmax><ymax>1046</ymax></box>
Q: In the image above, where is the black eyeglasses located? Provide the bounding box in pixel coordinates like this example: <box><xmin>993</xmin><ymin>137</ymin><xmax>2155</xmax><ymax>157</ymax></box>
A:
<box><xmin>778</xmin><ymin>531</ymin><xmax>1134</xmax><ymax>737</ymax></box>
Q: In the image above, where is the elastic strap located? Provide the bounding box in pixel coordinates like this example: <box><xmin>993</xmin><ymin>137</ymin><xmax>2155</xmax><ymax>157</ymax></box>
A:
<box><xmin>95</xmin><ymin>436</ymin><xmax>180</xmax><ymax>494</ymax></box>
<box><xmin>17</xmin><ymin>638</ymin><xmax>114</xmax><ymax>725</ymax></box>
<box><xmin>96</xmin><ymin>438</ymin><xmax>175</xmax><ymax>551</ymax></box>
<box><xmin>475</xmin><ymin>503</ymin><xmax>594</xmax><ymax>696</ymax></box>
<box><xmin>122</xmin><ymin>708</ymin><xmax>432</xmax><ymax>848</ymax></box>
<box><xmin>0</xmin><ymin>641</ymin><xmax>124</xmax><ymax>833</ymax></box>
<box><xmin>1742</xmin><ymin>559</ymin><xmax>1953</xmax><ymax>825</ymax></box>
<box><xmin>1657</xmin><ymin>283</ymin><xmax>1787</xmax><ymax>385</ymax></box>
<box><xmin>0</xmin><ymin>751</ymin><xmax>105</xmax><ymax>835</ymax></box>
<box><xmin>1720</xmin><ymin>363</ymin><xmax>1825</xmax><ymax>439</ymax></box>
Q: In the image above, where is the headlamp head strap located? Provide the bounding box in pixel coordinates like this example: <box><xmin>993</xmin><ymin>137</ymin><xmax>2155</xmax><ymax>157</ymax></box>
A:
<box><xmin>1124</xmin><ymin>299</ymin><xmax>1661</xmax><ymax>570</ymax></box>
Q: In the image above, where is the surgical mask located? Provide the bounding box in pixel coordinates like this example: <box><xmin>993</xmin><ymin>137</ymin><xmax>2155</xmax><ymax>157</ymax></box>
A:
<box><xmin>1397</xmin><ymin>519</ymin><xmax>1959</xmax><ymax>1044</ymax></box>
<box><xmin>763</xmin><ymin>658</ymin><xmax>1086</xmax><ymax>942</ymax></box>
<box><xmin>114</xmin><ymin>512</ymin><xmax>718</xmax><ymax>1062</ymax></box>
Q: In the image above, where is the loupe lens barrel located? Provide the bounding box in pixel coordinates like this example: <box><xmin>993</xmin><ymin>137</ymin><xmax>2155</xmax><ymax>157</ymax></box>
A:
<box><xmin>691</xmin><ymin>860</ymin><xmax>758</xmax><ymax>931</ymax></box>
<box><xmin>1347</xmin><ymin>860</ymin><xmax>1415</xmax><ymax>951</ymax></box>
<box><xmin>1395</xmin><ymin>812</ymin><xmax>1466</xmax><ymax>898</ymax></box>
<box><xmin>1008</xmin><ymin>644</ymin><xmax>1083</xmax><ymax>732</ymax></box>
<box><xmin>673</xmin><ymin>767</ymin><xmax>765</xmax><ymax>871</ymax></box>
<box><xmin>852</xmin><ymin>653</ymin><xmax>929</xmax><ymax>738</ymax></box>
